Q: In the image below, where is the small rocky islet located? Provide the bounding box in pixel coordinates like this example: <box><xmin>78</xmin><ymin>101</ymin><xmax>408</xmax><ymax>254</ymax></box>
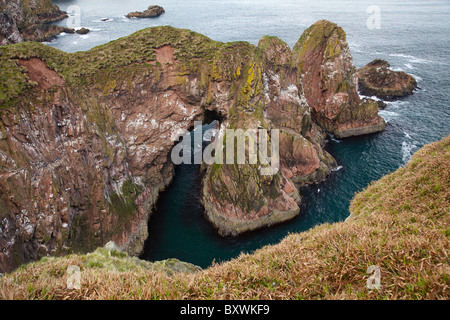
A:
<box><xmin>126</xmin><ymin>5</ymin><xmax>165</xmax><ymax>19</ymax></box>
<box><xmin>356</xmin><ymin>58</ymin><xmax>418</xmax><ymax>100</ymax></box>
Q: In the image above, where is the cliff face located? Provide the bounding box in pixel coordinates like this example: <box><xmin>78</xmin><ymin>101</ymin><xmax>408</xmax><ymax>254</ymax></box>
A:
<box><xmin>0</xmin><ymin>22</ymin><xmax>383</xmax><ymax>272</ymax></box>
<box><xmin>0</xmin><ymin>0</ymin><xmax>68</xmax><ymax>45</ymax></box>
<box><xmin>293</xmin><ymin>20</ymin><xmax>386</xmax><ymax>138</ymax></box>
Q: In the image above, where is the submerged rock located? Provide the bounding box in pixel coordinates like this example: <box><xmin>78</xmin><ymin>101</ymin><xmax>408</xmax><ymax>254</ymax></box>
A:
<box><xmin>356</xmin><ymin>59</ymin><xmax>417</xmax><ymax>100</ymax></box>
<box><xmin>126</xmin><ymin>5</ymin><xmax>165</xmax><ymax>18</ymax></box>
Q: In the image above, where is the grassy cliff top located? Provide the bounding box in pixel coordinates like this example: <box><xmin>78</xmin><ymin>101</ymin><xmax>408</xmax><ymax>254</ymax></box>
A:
<box><xmin>0</xmin><ymin>25</ymin><xmax>264</xmax><ymax>109</ymax></box>
<box><xmin>1</xmin><ymin>136</ymin><xmax>448</xmax><ymax>300</ymax></box>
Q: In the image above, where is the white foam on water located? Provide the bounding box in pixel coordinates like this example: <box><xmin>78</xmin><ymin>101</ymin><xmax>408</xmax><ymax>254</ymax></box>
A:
<box><xmin>401</xmin><ymin>132</ymin><xmax>418</xmax><ymax>164</ymax></box>
<box><xmin>390</xmin><ymin>67</ymin><xmax>405</xmax><ymax>72</ymax></box>
<box><xmin>401</xmin><ymin>140</ymin><xmax>418</xmax><ymax>164</ymax></box>
<box><xmin>404</xmin><ymin>63</ymin><xmax>416</xmax><ymax>70</ymax></box>
<box><xmin>379</xmin><ymin>110</ymin><xmax>399</xmax><ymax>123</ymax></box>
<box><xmin>330</xmin><ymin>136</ymin><xmax>342</xmax><ymax>143</ymax></box>
<box><xmin>410</xmin><ymin>73</ymin><xmax>423</xmax><ymax>82</ymax></box>
<box><xmin>332</xmin><ymin>166</ymin><xmax>344</xmax><ymax>172</ymax></box>
<box><xmin>359</xmin><ymin>94</ymin><xmax>383</xmax><ymax>102</ymax></box>
<box><xmin>389</xmin><ymin>53</ymin><xmax>433</xmax><ymax>64</ymax></box>
<box><xmin>384</xmin><ymin>100</ymin><xmax>409</xmax><ymax>109</ymax></box>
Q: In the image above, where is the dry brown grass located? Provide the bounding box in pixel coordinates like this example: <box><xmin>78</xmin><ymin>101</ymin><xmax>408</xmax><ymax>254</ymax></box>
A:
<box><xmin>1</xmin><ymin>136</ymin><xmax>449</xmax><ymax>300</ymax></box>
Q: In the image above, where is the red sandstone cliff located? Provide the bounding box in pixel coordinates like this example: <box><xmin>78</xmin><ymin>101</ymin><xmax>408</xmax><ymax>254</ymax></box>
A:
<box><xmin>294</xmin><ymin>20</ymin><xmax>386</xmax><ymax>138</ymax></box>
<box><xmin>0</xmin><ymin>22</ymin><xmax>385</xmax><ymax>272</ymax></box>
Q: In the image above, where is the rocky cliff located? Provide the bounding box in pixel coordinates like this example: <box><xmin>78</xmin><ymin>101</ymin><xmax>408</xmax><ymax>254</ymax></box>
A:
<box><xmin>0</xmin><ymin>22</ymin><xmax>384</xmax><ymax>272</ymax></box>
<box><xmin>294</xmin><ymin>20</ymin><xmax>386</xmax><ymax>138</ymax></box>
<box><xmin>0</xmin><ymin>0</ymin><xmax>68</xmax><ymax>45</ymax></box>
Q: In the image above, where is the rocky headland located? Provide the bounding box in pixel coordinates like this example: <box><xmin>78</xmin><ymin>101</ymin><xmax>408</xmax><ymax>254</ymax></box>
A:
<box><xmin>0</xmin><ymin>0</ymin><xmax>69</xmax><ymax>45</ymax></box>
<box><xmin>293</xmin><ymin>21</ymin><xmax>386</xmax><ymax>138</ymax></box>
<box><xmin>0</xmin><ymin>20</ymin><xmax>386</xmax><ymax>272</ymax></box>
<box><xmin>356</xmin><ymin>59</ymin><xmax>417</xmax><ymax>100</ymax></box>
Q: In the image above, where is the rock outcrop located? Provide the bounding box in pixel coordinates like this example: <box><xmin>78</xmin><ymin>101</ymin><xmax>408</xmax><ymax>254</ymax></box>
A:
<box><xmin>75</xmin><ymin>28</ymin><xmax>90</xmax><ymax>35</ymax></box>
<box><xmin>356</xmin><ymin>59</ymin><xmax>417</xmax><ymax>100</ymax></box>
<box><xmin>126</xmin><ymin>5</ymin><xmax>165</xmax><ymax>19</ymax></box>
<box><xmin>0</xmin><ymin>0</ymin><xmax>68</xmax><ymax>45</ymax></box>
<box><xmin>0</xmin><ymin>22</ymin><xmax>384</xmax><ymax>272</ymax></box>
<box><xmin>294</xmin><ymin>20</ymin><xmax>386</xmax><ymax>138</ymax></box>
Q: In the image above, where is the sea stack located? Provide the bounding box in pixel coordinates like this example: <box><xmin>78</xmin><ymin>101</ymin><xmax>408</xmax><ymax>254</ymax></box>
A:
<box><xmin>293</xmin><ymin>20</ymin><xmax>386</xmax><ymax>138</ymax></box>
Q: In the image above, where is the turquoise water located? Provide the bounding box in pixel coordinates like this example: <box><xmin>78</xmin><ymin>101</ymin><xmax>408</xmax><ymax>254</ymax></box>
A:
<box><xmin>49</xmin><ymin>0</ymin><xmax>450</xmax><ymax>268</ymax></box>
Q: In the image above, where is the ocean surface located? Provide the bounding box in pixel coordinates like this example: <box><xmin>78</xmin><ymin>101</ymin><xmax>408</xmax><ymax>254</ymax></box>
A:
<box><xmin>49</xmin><ymin>0</ymin><xmax>450</xmax><ymax>268</ymax></box>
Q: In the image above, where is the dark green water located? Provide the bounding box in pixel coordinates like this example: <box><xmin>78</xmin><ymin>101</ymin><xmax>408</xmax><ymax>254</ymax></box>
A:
<box><xmin>48</xmin><ymin>0</ymin><xmax>450</xmax><ymax>268</ymax></box>
<box><xmin>139</xmin><ymin>127</ymin><xmax>411</xmax><ymax>268</ymax></box>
